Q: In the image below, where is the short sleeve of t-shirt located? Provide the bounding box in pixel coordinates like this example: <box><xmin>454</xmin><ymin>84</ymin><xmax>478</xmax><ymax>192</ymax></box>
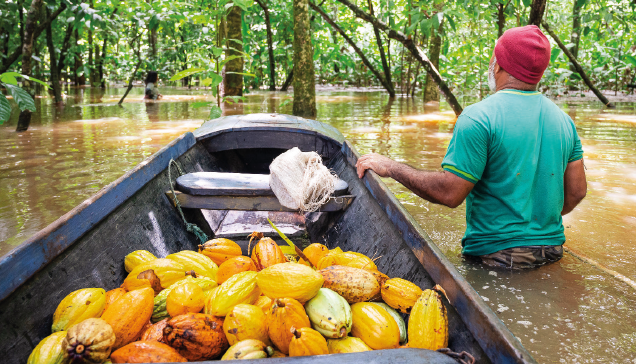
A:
<box><xmin>441</xmin><ymin>114</ymin><xmax>489</xmax><ymax>183</ymax></box>
<box><xmin>568</xmin><ymin>118</ymin><xmax>584</xmax><ymax>162</ymax></box>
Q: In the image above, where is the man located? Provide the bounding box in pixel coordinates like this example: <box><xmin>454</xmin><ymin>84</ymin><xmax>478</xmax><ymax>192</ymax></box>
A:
<box><xmin>356</xmin><ymin>25</ymin><xmax>587</xmax><ymax>269</ymax></box>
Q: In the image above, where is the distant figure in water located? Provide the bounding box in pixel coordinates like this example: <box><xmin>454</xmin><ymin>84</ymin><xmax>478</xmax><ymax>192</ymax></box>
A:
<box><xmin>356</xmin><ymin>26</ymin><xmax>587</xmax><ymax>269</ymax></box>
<box><xmin>144</xmin><ymin>71</ymin><xmax>163</xmax><ymax>100</ymax></box>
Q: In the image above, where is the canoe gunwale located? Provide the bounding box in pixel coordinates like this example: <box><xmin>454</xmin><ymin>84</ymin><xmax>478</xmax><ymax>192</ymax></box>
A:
<box><xmin>0</xmin><ymin>132</ymin><xmax>197</xmax><ymax>302</ymax></box>
<box><xmin>342</xmin><ymin>141</ymin><xmax>537</xmax><ymax>364</ymax></box>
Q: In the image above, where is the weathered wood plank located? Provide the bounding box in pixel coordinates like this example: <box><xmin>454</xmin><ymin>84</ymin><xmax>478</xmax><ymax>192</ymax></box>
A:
<box><xmin>0</xmin><ymin>132</ymin><xmax>197</xmax><ymax>302</ymax></box>
<box><xmin>214</xmin><ymin>211</ymin><xmax>306</xmax><ymax>239</ymax></box>
<box><xmin>176</xmin><ymin>172</ymin><xmax>349</xmax><ymax>197</ymax></box>
<box><xmin>166</xmin><ymin>191</ymin><xmax>355</xmax><ymax>212</ymax></box>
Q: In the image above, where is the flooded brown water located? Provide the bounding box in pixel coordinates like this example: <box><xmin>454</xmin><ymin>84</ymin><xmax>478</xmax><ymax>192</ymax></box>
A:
<box><xmin>2</xmin><ymin>86</ymin><xmax>636</xmax><ymax>362</ymax></box>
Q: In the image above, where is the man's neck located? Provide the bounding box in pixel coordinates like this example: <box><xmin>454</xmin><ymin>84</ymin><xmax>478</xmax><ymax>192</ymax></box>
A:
<box><xmin>496</xmin><ymin>79</ymin><xmax>538</xmax><ymax>92</ymax></box>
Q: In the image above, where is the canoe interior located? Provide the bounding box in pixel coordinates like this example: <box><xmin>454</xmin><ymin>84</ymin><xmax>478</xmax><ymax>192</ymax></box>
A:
<box><xmin>0</xmin><ymin>114</ymin><xmax>531</xmax><ymax>364</ymax></box>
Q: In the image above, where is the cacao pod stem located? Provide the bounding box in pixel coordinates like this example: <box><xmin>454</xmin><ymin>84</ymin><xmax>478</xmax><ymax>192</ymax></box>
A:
<box><xmin>137</xmin><ymin>269</ymin><xmax>162</xmax><ymax>295</ymax></box>
<box><xmin>290</xmin><ymin>326</ymin><xmax>301</xmax><ymax>339</ymax></box>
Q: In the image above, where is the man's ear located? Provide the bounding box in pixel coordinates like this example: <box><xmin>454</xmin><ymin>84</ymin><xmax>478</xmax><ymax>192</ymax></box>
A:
<box><xmin>494</xmin><ymin>63</ymin><xmax>503</xmax><ymax>75</ymax></box>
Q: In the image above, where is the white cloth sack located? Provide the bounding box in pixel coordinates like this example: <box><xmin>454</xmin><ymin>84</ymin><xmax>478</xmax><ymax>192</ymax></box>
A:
<box><xmin>269</xmin><ymin>147</ymin><xmax>337</xmax><ymax>212</ymax></box>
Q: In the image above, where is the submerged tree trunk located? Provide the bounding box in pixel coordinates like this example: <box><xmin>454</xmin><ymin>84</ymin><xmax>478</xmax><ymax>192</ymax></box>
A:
<box><xmin>335</xmin><ymin>0</ymin><xmax>462</xmax><ymax>115</ymax></box>
<box><xmin>367</xmin><ymin>0</ymin><xmax>394</xmax><ymax>97</ymax></box>
<box><xmin>16</xmin><ymin>0</ymin><xmax>43</xmax><ymax>132</ymax></box>
<box><xmin>46</xmin><ymin>9</ymin><xmax>62</xmax><ymax>104</ymax></box>
<box><xmin>569</xmin><ymin>1</ymin><xmax>582</xmax><ymax>76</ymax></box>
<box><xmin>292</xmin><ymin>0</ymin><xmax>316</xmax><ymax>117</ymax></box>
<box><xmin>74</xmin><ymin>28</ymin><xmax>85</xmax><ymax>85</ymax></box>
<box><xmin>223</xmin><ymin>6</ymin><xmax>244</xmax><ymax>97</ymax></box>
<box><xmin>310</xmin><ymin>2</ymin><xmax>393</xmax><ymax>95</ymax></box>
<box><xmin>255</xmin><ymin>0</ymin><xmax>276</xmax><ymax>91</ymax></box>
<box><xmin>527</xmin><ymin>0</ymin><xmax>546</xmax><ymax>26</ymax></box>
<box><xmin>281</xmin><ymin>67</ymin><xmax>294</xmax><ymax>91</ymax></box>
<box><xmin>542</xmin><ymin>21</ymin><xmax>614</xmax><ymax>108</ymax></box>
<box><xmin>57</xmin><ymin>23</ymin><xmax>74</xmax><ymax>79</ymax></box>
<box><xmin>423</xmin><ymin>15</ymin><xmax>443</xmax><ymax>103</ymax></box>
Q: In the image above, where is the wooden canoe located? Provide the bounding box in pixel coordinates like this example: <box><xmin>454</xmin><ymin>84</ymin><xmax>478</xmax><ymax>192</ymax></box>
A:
<box><xmin>0</xmin><ymin>114</ymin><xmax>536</xmax><ymax>363</ymax></box>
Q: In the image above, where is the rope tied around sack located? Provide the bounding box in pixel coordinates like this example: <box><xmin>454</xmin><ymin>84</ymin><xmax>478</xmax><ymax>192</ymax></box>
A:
<box><xmin>168</xmin><ymin>159</ymin><xmax>209</xmax><ymax>243</ymax></box>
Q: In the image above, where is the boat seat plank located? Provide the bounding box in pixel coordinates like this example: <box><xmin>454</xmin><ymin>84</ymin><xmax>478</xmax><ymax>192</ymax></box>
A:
<box><xmin>176</xmin><ymin>172</ymin><xmax>349</xmax><ymax>197</ymax></box>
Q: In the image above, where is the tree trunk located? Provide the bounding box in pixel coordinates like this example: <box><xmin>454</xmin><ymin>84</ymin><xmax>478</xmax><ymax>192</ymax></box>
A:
<box><xmin>292</xmin><ymin>0</ymin><xmax>317</xmax><ymax>117</ymax></box>
<box><xmin>367</xmin><ymin>0</ymin><xmax>394</xmax><ymax>97</ymax></box>
<box><xmin>569</xmin><ymin>1</ymin><xmax>582</xmax><ymax>75</ymax></box>
<box><xmin>255</xmin><ymin>0</ymin><xmax>276</xmax><ymax>91</ymax></box>
<box><xmin>88</xmin><ymin>27</ymin><xmax>94</xmax><ymax>85</ymax></box>
<box><xmin>45</xmin><ymin>9</ymin><xmax>62</xmax><ymax>104</ymax></box>
<box><xmin>423</xmin><ymin>17</ymin><xmax>442</xmax><ymax>103</ymax></box>
<box><xmin>74</xmin><ymin>28</ymin><xmax>85</xmax><ymax>85</ymax></box>
<box><xmin>222</xmin><ymin>6</ymin><xmax>244</xmax><ymax>97</ymax></box>
<box><xmin>57</xmin><ymin>23</ymin><xmax>74</xmax><ymax>79</ymax></box>
<box><xmin>335</xmin><ymin>0</ymin><xmax>462</xmax><ymax>115</ymax></box>
<box><xmin>16</xmin><ymin>0</ymin><xmax>43</xmax><ymax>132</ymax></box>
<box><xmin>281</xmin><ymin>67</ymin><xmax>294</xmax><ymax>91</ymax></box>
<box><xmin>527</xmin><ymin>0</ymin><xmax>546</xmax><ymax>26</ymax></box>
<box><xmin>310</xmin><ymin>2</ymin><xmax>394</xmax><ymax>95</ymax></box>
<box><xmin>496</xmin><ymin>3</ymin><xmax>505</xmax><ymax>38</ymax></box>
<box><xmin>542</xmin><ymin>21</ymin><xmax>614</xmax><ymax>108</ymax></box>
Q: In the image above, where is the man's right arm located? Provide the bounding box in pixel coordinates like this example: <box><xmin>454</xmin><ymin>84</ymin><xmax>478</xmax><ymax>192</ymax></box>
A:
<box><xmin>561</xmin><ymin>159</ymin><xmax>587</xmax><ymax>215</ymax></box>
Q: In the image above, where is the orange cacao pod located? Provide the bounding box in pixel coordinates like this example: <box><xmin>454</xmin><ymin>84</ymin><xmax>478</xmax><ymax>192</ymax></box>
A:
<box><xmin>198</xmin><ymin>238</ymin><xmax>242</xmax><ymax>265</ymax></box>
<box><xmin>110</xmin><ymin>341</ymin><xmax>187</xmax><ymax>363</ymax></box>
<box><xmin>101</xmin><ymin>287</ymin><xmax>154</xmax><ymax>350</ymax></box>
<box><xmin>251</xmin><ymin>237</ymin><xmax>288</xmax><ymax>270</ymax></box>
<box><xmin>216</xmin><ymin>256</ymin><xmax>257</xmax><ymax>284</ymax></box>
<box><xmin>266</xmin><ymin>298</ymin><xmax>310</xmax><ymax>354</ymax></box>
<box><xmin>163</xmin><ymin>313</ymin><xmax>229</xmax><ymax>361</ymax></box>
<box><xmin>140</xmin><ymin>318</ymin><xmax>169</xmax><ymax>342</ymax></box>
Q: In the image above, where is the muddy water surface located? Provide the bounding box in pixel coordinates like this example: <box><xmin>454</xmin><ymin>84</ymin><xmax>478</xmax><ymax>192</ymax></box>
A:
<box><xmin>1</xmin><ymin>86</ymin><xmax>636</xmax><ymax>362</ymax></box>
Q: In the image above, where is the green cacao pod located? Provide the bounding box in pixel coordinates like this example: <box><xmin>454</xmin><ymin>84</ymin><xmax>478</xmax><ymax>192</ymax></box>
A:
<box><xmin>27</xmin><ymin>332</ymin><xmax>68</xmax><ymax>364</ymax></box>
<box><xmin>372</xmin><ymin>302</ymin><xmax>407</xmax><ymax>344</ymax></box>
<box><xmin>152</xmin><ymin>276</ymin><xmax>217</xmax><ymax>322</ymax></box>
<box><xmin>304</xmin><ymin>288</ymin><xmax>352</xmax><ymax>338</ymax></box>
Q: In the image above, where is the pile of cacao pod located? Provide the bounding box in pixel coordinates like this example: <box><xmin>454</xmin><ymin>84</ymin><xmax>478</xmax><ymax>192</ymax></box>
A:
<box><xmin>29</xmin><ymin>234</ymin><xmax>449</xmax><ymax>363</ymax></box>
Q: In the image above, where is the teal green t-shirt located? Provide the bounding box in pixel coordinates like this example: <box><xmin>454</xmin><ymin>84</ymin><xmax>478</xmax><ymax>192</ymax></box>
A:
<box><xmin>442</xmin><ymin>90</ymin><xmax>583</xmax><ymax>256</ymax></box>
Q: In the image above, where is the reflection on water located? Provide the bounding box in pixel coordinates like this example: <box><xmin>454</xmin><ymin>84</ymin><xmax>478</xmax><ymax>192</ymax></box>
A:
<box><xmin>1</xmin><ymin>86</ymin><xmax>636</xmax><ymax>362</ymax></box>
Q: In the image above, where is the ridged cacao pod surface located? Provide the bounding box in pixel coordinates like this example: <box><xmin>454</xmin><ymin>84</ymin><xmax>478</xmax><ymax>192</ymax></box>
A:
<box><xmin>101</xmin><ymin>287</ymin><xmax>154</xmax><ymax>350</ymax></box>
<box><xmin>104</xmin><ymin>288</ymin><xmax>127</xmax><ymax>312</ymax></box>
<box><xmin>110</xmin><ymin>341</ymin><xmax>187</xmax><ymax>363</ymax></box>
<box><xmin>350</xmin><ymin>302</ymin><xmax>400</xmax><ymax>350</ymax></box>
<box><xmin>166</xmin><ymin>281</ymin><xmax>205</xmax><ymax>317</ymax></box>
<box><xmin>366</xmin><ymin>269</ymin><xmax>389</xmax><ymax>301</ymax></box>
<box><xmin>205</xmin><ymin>271</ymin><xmax>260</xmax><ymax>316</ymax></box>
<box><xmin>152</xmin><ymin>276</ymin><xmax>217</xmax><ymax>322</ymax></box>
<box><xmin>62</xmin><ymin>318</ymin><xmax>115</xmax><ymax>363</ymax></box>
<box><xmin>288</xmin><ymin>327</ymin><xmax>329</xmax><ymax>357</ymax></box>
<box><xmin>223</xmin><ymin>303</ymin><xmax>271</xmax><ymax>345</ymax></box>
<box><xmin>140</xmin><ymin>318</ymin><xmax>169</xmax><ymax>342</ymax></box>
<box><xmin>198</xmin><ymin>238</ymin><xmax>242</xmax><ymax>265</ymax></box>
<box><xmin>408</xmin><ymin>287</ymin><xmax>448</xmax><ymax>350</ymax></box>
<box><xmin>163</xmin><ymin>313</ymin><xmax>229</xmax><ymax>361</ymax></box>
<box><xmin>251</xmin><ymin>237</ymin><xmax>288</xmax><ymax>270</ymax></box>
<box><xmin>326</xmin><ymin>336</ymin><xmax>372</xmax><ymax>354</ymax></box>
<box><xmin>304</xmin><ymin>288</ymin><xmax>351</xmax><ymax>338</ymax></box>
<box><xmin>166</xmin><ymin>250</ymin><xmax>219</xmax><ymax>281</ymax></box>
<box><xmin>123</xmin><ymin>259</ymin><xmax>187</xmax><ymax>293</ymax></box>
<box><xmin>52</xmin><ymin>288</ymin><xmax>106</xmax><ymax>332</ymax></box>
<box><xmin>254</xmin><ymin>295</ymin><xmax>273</xmax><ymax>314</ymax></box>
<box><xmin>266</xmin><ymin>298</ymin><xmax>310</xmax><ymax>354</ymax></box>
<box><xmin>221</xmin><ymin>339</ymin><xmax>274</xmax><ymax>360</ymax></box>
<box><xmin>217</xmin><ymin>256</ymin><xmax>257</xmax><ymax>284</ymax></box>
<box><xmin>381</xmin><ymin>277</ymin><xmax>423</xmax><ymax>314</ymax></box>
<box><xmin>316</xmin><ymin>251</ymin><xmax>377</xmax><ymax>271</ymax></box>
<box><xmin>124</xmin><ymin>250</ymin><xmax>157</xmax><ymax>273</ymax></box>
<box><xmin>256</xmin><ymin>263</ymin><xmax>323</xmax><ymax>303</ymax></box>
<box><xmin>27</xmin><ymin>332</ymin><xmax>67</xmax><ymax>364</ymax></box>
<box><xmin>371</xmin><ymin>302</ymin><xmax>407</xmax><ymax>344</ymax></box>
<box><xmin>301</xmin><ymin>243</ymin><xmax>329</xmax><ymax>267</ymax></box>
<box><xmin>319</xmin><ymin>265</ymin><xmax>380</xmax><ymax>303</ymax></box>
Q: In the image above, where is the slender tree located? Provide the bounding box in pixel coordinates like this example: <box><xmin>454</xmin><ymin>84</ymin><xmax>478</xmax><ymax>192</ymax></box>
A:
<box><xmin>527</xmin><ymin>0</ymin><xmax>547</xmax><ymax>26</ymax></box>
<box><xmin>367</xmin><ymin>0</ymin><xmax>394</xmax><ymax>97</ymax></box>
<box><xmin>223</xmin><ymin>6</ymin><xmax>244</xmax><ymax>97</ymax></box>
<box><xmin>292</xmin><ymin>0</ymin><xmax>317</xmax><ymax>117</ymax></box>
<box><xmin>254</xmin><ymin>0</ymin><xmax>276</xmax><ymax>91</ymax></box>
<box><xmin>569</xmin><ymin>1</ymin><xmax>582</xmax><ymax>75</ymax></box>
<box><xmin>45</xmin><ymin>9</ymin><xmax>62</xmax><ymax>104</ymax></box>
<box><xmin>424</xmin><ymin>3</ymin><xmax>443</xmax><ymax>103</ymax></box>
<box><xmin>16</xmin><ymin>0</ymin><xmax>43</xmax><ymax>132</ymax></box>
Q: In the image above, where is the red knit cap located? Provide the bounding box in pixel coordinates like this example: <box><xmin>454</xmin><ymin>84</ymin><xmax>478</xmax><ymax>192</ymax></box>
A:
<box><xmin>494</xmin><ymin>25</ymin><xmax>551</xmax><ymax>84</ymax></box>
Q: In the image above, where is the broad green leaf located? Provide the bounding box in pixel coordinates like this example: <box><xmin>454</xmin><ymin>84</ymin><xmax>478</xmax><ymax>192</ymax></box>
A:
<box><xmin>5</xmin><ymin>84</ymin><xmax>36</xmax><ymax>112</ymax></box>
<box><xmin>623</xmin><ymin>55</ymin><xmax>636</xmax><ymax>68</ymax></box>
<box><xmin>522</xmin><ymin>0</ymin><xmax>531</xmax><ymax>6</ymax></box>
<box><xmin>232</xmin><ymin>0</ymin><xmax>248</xmax><ymax>12</ymax></box>
<box><xmin>225</xmin><ymin>71</ymin><xmax>256</xmax><ymax>77</ymax></box>
<box><xmin>445</xmin><ymin>14</ymin><xmax>456</xmax><ymax>32</ymax></box>
<box><xmin>576</xmin><ymin>0</ymin><xmax>587</xmax><ymax>8</ymax></box>
<box><xmin>0</xmin><ymin>92</ymin><xmax>11</xmax><ymax>124</ymax></box>
<box><xmin>0</xmin><ymin>72</ymin><xmax>19</xmax><ymax>85</ymax></box>
<box><xmin>211</xmin><ymin>46</ymin><xmax>223</xmax><ymax>58</ymax></box>
<box><xmin>170</xmin><ymin>67</ymin><xmax>206</xmax><ymax>81</ymax></box>
<box><xmin>208</xmin><ymin>73</ymin><xmax>223</xmax><ymax>88</ymax></box>
<box><xmin>209</xmin><ymin>105</ymin><xmax>222</xmax><ymax>119</ymax></box>
<box><xmin>550</xmin><ymin>48</ymin><xmax>561</xmax><ymax>62</ymax></box>
<box><xmin>22</xmin><ymin>75</ymin><xmax>51</xmax><ymax>89</ymax></box>
<box><xmin>219</xmin><ymin>55</ymin><xmax>243</xmax><ymax>68</ymax></box>
<box><xmin>570</xmin><ymin>72</ymin><xmax>582</xmax><ymax>80</ymax></box>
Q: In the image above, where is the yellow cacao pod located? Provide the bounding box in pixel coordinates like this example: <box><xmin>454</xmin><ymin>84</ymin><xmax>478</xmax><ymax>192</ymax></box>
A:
<box><xmin>123</xmin><ymin>258</ymin><xmax>188</xmax><ymax>293</ymax></box>
<box><xmin>124</xmin><ymin>250</ymin><xmax>157</xmax><ymax>273</ymax></box>
<box><xmin>198</xmin><ymin>238</ymin><xmax>243</xmax><ymax>265</ymax></box>
<box><xmin>152</xmin><ymin>276</ymin><xmax>217</xmax><ymax>323</ymax></box>
<box><xmin>52</xmin><ymin>288</ymin><xmax>106</xmax><ymax>332</ymax></box>
<box><xmin>27</xmin><ymin>332</ymin><xmax>68</xmax><ymax>364</ymax></box>
<box><xmin>408</xmin><ymin>287</ymin><xmax>448</xmax><ymax>350</ymax></box>
<box><xmin>288</xmin><ymin>327</ymin><xmax>329</xmax><ymax>357</ymax></box>
<box><xmin>326</xmin><ymin>336</ymin><xmax>372</xmax><ymax>354</ymax></box>
<box><xmin>256</xmin><ymin>263</ymin><xmax>323</xmax><ymax>303</ymax></box>
<box><xmin>350</xmin><ymin>302</ymin><xmax>400</xmax><ymax>350</ymax></box>
<box><xmin>381</xmin><ymin>277</ymin><xmax>423</xmax><ymax>314</ymax></box>
<box><xmin>372</xmin><ymin>302</ymin><xmax>407</xmax><ymax>344</ymax></box>
<box><xmin>166</xmin><ymin>250</ymin><xmax>219</xmax><ymax>281</ymax></box>
<box><xmin>223</xmin><ymin>304</ymin><xmax>271</xmax><ymax>345</ymax></box>
<box><xmin>167</xmin><ymin>281</ymin><xmax>206</xmax><ymax>317</ymax></box>
<box><xmin>221</xmin><ymin>339</ymin><xmax>274</xmax><ymax>360</ymax></box>
<box><xmin>62</xmin><ymin>318</ymin><xmax>116</xmax><ymax>363</ymax></box>
<box><xmin>319</xmin><ymin>265</ymin><xmax>380</xmax><ymax>303</ymax></box>
<box><xmin>254</xmin><ymin>295</ymin><xmax>273</xmax><ymax>315</ymax></box>
<box><xmin>205</xmin><ymin>271</ymin><xmax>260</xmax><ymax>316</ymax></box>
<box><xmin>301</xmin><ymin>243</ymin><xmax>329</xmax><ymax>267</ymax></box>
<box><xmin>316</xmin><ymin>251</ymin><xmax>377</xmax><ymax>271</ymax></box>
